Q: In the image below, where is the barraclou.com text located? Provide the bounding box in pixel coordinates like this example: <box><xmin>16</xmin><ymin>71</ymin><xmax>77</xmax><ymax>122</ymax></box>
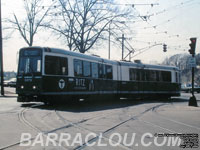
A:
<box><xmin>20</xmin><ymin>132</ymin><xmax>182</xmax><ymax>147</ymax></box>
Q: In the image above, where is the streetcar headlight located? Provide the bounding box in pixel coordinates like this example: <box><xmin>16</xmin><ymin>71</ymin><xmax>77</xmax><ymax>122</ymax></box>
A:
<box><xmin>21</xmin><ymin>85</ymin><xmax>24</xmax><ymax>89</ymax></box>
<box><xmin>33</xmin><ymin>85</ymin><xmax>37</xmax><ymax>90</ymax></box>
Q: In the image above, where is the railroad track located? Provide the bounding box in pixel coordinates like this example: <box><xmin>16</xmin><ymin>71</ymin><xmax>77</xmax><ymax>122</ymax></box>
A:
<box><xmin>55</xmin><ymin>108</ymin><xmax>134</xmax><ymax>150</ymax></box>
<box><xmin>54</xmin><ymin>103</ymin><xmax>169</xmax><ymax>150</ymax></box>
<box><xmin>2</xmin><ymin>101</ymin><xmax>195</xmax><ymax>150</ymax></box>
<box><xmin>0</xmin><ymin>103</ymin><xmax>119</xmax><ymax>150</ymax></box>
<box><xmin>0</xmin><ymin>103</ymin><xmax>68</xmax><ymax>150</ymax></box>
<box><xmin>0</xmin><ymin>104</ymin><xmax>42</xmax><ymax>150</ymax></box>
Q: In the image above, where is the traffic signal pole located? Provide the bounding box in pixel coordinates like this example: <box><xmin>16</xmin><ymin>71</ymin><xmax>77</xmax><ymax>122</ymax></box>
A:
<box><xmin>189</xmin><ymin>55</ymin><xmax>197</xmax><ymax>107</ymax></box>
<box><xmin>191</xmin><ymin>50</ymin><xmax>195</xmax><ymax>97</ymax></box>
<box><xmin>188</xmin><ymin>38</ymin><xmax>197</xmax><ymax>107</ymax></box>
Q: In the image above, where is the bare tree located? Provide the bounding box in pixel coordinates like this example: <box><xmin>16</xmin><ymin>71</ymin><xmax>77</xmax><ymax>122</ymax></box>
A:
<box><xmin>46</xmin><ymin>0</ymin><xmax>134</xmax><ymax>53</ymax></box>
<box><xmin>162</xmin><ymin>53</ymin><xmax>200</xmax><ymax>84</ymax></box>
<box><xmin>7</xmin><ymin>0</ymin><xmax>53</xmax><ymax>46</ymax></box>
<box><xmin>162</xmin><ymin>54</ymin><xmax>188</xmax><ymax>68</ymax></box>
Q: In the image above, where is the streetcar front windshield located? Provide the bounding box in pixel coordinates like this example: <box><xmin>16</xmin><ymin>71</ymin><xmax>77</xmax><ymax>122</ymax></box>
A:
<box><xmin>18</xmin><ymin>48</ymin><xmax>42</xmax><ymax>76</ymax></box>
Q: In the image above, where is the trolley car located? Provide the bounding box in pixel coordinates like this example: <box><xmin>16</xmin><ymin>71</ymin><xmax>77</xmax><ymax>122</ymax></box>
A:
<box><xmin>16</xmin><ymin>46</ymin><xmax>181</xmax><ymax>103</ymax></box>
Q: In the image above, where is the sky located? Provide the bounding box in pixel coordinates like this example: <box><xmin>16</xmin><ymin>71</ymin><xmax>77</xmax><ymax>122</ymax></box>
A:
<box><xmin>1</xmin><ymin>0</ymin><xmax>200</xmax><ymax>71</ymax></box>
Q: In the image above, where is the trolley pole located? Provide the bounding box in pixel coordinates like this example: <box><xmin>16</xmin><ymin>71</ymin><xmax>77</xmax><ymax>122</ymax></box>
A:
<box><xmin>0</xmin><ymin>0</ymin><xmax>4</xmax><ymax>96</ymax></box>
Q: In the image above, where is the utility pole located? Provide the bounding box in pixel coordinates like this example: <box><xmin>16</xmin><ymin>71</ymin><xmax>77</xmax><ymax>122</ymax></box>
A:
<box><xmin>108</xmin><ymin>22</ymin><xmax>111</xmax><ymax>60</ymax></box>
<box><xmin>116</xmin><ymin>34</ymin><xmax>126</xmax><ymax>60</ymax></box>
<box><xmin>122</xmin><ymin>34</ymin><xmax>125</xmax><ymax>60</ymax></box>
<box><xmin>0</xmin><ymin>0</ymin><xmax>4</xmax><ymax>96</ymax></box>
<box><xmin>108</xmin><ymin>21</ymin><xmax>125</xmax><ymax>60</ymax></box>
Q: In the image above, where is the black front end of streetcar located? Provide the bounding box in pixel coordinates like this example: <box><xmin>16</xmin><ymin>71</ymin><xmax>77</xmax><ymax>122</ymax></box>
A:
<box><xmin>16</xmin><ymin>47</ymin><xmax>43</xmax><ymax>102</ymax></box>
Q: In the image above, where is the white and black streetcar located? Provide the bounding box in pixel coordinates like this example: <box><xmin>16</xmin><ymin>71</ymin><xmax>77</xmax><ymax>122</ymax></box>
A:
<box><xmin>16</xmin><ymin>46</ymin><xmax>181</xmax><ymax>103</ymax></box>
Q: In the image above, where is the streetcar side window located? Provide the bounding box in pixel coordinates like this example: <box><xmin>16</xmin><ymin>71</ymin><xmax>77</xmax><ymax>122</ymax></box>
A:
<box><xmin>129</xmin><ymin>68</ymin><xmax>136</xmax><ymax>81</ymax></box>
<box><xmin>91</xmin><ymin>62</ymin><xmax>98</xmax><ymax>78</ymax></box>
<box><xmin>105</xmin><ymin>65</ymin><xmax>113</xmax><ymax>79</ymax></box>
<box><xmin>176</xmin><ymin>72</ymin><xmax>178</xmax><ymax>83</ymax></box>
<box><xmin>145</xmin><ymin>70</ymin><xmax>150</xmax><ymax>81</ymax></box>
<box><xmin>149</xmin><ymin>70</ymin><xmax>156</xmax><ymax>81</ymax></box>
<box><xmin>141</xmin><ymin>70</ymin><xmax>146</xmax><ymax>81</ymax></box>
<box><xmin>83</xmin><ymin>61</ymin><xmax>91</xmax><ymax>77</ymax></box>
<box><xmin>60</xmin><ymin>58</ymin><xmax>68</xmax><ymax>75</ymax></box>
<box><xmin>74</xmin><ymin>59</ymin><xmax>83</xmax><ymax>77</ymax></box>
<box><xmin>136</xmin><ymin>70</ymin><xmax>141</xmax><ymax>81</ymax></box>
<box><xmin>45</xmin><ymin>56</ymin><xmax>68</xmax><ymax>75</ymax></box>
<box><xmin>129</xmin><ymin>69</ymin><xmax>172</xmax><ymax>82</ymax></box>
<box><xmin>130</xmin><ymin>68</ymin><xmax>142</xmax><ymax>81</ymax></box>
<box><xmin>99</xmin><ymin>64</ymin><xmax>105</xmax><ymax>78</ymax></box>
<box><xmin>162</xmin><ymin>71</ymin><xmax>171</xmax><ymax>82</ymax></box>
<box><xmin>156</xmin><ymin>71</ymin><xmax>162</xmax><ymax>82</ymax></box>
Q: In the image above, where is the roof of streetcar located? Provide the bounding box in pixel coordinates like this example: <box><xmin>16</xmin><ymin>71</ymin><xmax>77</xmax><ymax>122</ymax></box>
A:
<box><xmin>20</xmin><ymin>46</ymin><xmax>179</xmax><ymax>71</ymax></box>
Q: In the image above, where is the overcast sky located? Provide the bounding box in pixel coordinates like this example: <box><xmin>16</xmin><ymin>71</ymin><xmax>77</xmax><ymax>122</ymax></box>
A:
<box><xmin>2</xmin><ymin>0</ymin><xmax>200</xmax><ymax>71</ymax></box>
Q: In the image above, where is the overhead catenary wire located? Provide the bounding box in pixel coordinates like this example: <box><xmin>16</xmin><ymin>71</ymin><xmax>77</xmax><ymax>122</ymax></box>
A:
<box><xmin>125</xmin><ymin>0</ymin><xmax>200</xmax><ymax>53</ymax></box>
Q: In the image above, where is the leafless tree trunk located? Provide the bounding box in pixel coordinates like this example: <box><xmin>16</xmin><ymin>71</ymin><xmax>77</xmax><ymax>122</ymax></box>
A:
<box><xmin>6</xmin><ymin>0</ymin><xmax>53</xmax><ymax>46</ymax></box>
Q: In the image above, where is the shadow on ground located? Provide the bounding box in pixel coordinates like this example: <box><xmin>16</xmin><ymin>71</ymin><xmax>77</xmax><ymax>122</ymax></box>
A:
<box><xmin>20</xmin><ymin>96</ymin><xmax>191</xmax><ymax>113</ymax></box>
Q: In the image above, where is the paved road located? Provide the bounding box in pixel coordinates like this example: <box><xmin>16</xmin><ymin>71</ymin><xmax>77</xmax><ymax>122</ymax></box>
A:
<box><xmin>0</xmin><ymin>93</ymin><xmax>199</xmax><ymax>150</ymax></box>
<box><xmin>1</xmin><ymin>87</ymin><xmax>16</xmax><ymax>95</ymax></box>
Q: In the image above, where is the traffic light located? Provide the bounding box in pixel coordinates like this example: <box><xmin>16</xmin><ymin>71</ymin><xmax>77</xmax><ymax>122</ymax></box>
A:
<box><xmin>163</xmin><ymin>44</ymin><xmax>167</xmax><ymax>52</ymax></box>
<box><xmin>188</xmin><ymin>38</ymin><xmax>197</xmax><ymax>55</ymax></box>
